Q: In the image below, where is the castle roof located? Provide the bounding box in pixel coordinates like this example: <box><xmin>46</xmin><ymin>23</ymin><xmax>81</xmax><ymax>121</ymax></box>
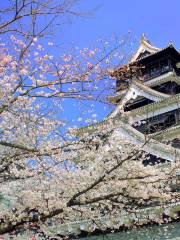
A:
<box><xmin>130</xmin><ymin>34</ymin><xmax>180</xmax><ymax>64</ymax></box>
<box><xmin>130</xmin><ymin>34</ymin><xmax>161</xmax><ymax>63</ymax></box>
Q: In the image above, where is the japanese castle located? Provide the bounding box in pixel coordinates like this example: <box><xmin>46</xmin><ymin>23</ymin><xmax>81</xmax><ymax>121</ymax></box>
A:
<box><xmin>109</xmin><ymin>34</ymin><xmax>180</xmax><ymax>164</ymax></box>
<box><xmin>46</xmin><ymin>35</ymin><xmax>180</xmax><ymax>238</ymax></box>
<box><xmin>2</xmin><ymin>35</ymin><xmax>180</xmax><ymax>239</ymax></box>
<box><xmin>76</xmin><ymin>34</ymin><xmax>180</xmax><ymax>164</ymax></box>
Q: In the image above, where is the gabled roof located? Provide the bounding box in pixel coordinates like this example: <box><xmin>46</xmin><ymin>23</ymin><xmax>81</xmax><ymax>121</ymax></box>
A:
<box><xmin>130</xmin><ymin>34</ymin><xmax>161</xmax><ymax>63</ymax></box>
<box><xmin>138</xmin><ymin>44</ymin><xmax>180</xmax><ymax>64</ymax></box>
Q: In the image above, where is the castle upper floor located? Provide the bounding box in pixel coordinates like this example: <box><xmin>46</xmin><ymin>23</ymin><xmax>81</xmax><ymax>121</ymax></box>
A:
<box><xmin>111</xmin><ymin>35</ymin><xmax>180</xmax><ymax>94</ymax></box>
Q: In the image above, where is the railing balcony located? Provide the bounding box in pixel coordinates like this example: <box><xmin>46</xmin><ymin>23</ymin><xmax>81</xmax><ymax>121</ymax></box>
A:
<box><xmin>143</xmin><ymin>65</ymin><xmax>172</xmax><ymax>81</ymax></box>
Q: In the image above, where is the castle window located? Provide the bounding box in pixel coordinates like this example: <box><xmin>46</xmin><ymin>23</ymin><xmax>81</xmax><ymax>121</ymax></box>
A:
<box><xmin>148</xmin><ymin>113</ymin><xmax>176</xmax><ymax>134</ymax></box>
<box><xmin>160</xmin><ymin>59</ymin><xmax>169</xmax><ymax>73</ymax></box>
<box><xmin>150</xmin><ymin>64</ymin><xmax>161</xmax><ymax>77</ymax></box>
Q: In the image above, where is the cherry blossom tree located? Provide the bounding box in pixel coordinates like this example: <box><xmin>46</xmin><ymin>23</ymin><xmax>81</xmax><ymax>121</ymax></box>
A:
<box><xmin>0</xmin><ymin>32</ymin><xmax>131</xmax><ymax>234</ymax></box>
<box><xmin>0</xmin><ymin>0</ymin><xmax>83</xmax><ymax>38</ymax></box>
<box><xmin>0</xmin><ymin>36</ymin><xmax>179</xmax><ymax>235</ymax></box>
<box><xmin>0</xmin><ymin>1</ymin><xmax>179</xmax><ymax>238</ymax></box>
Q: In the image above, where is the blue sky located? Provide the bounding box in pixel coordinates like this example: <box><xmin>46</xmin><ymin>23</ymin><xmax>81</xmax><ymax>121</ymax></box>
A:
<box><xmin>60</xmin><ymin>0</ymin><xmax>180</xmax><ymax>50</ymax></box>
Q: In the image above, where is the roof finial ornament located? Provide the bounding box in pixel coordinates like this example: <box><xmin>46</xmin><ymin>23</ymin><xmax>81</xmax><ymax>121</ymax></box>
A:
<box><xmin>141</xmin><ymin>33</ymin><xmax>152</xmax><ymax>45</ymax></box>
<box><xmin>141</xmin><ymin>33</ymin><xmax>146</xmax><ymax>42</ymax></box>
<box><xmin>168</xmin><ymin>40</ymin><xmax>173</xmax><ymax>47</ymax></box>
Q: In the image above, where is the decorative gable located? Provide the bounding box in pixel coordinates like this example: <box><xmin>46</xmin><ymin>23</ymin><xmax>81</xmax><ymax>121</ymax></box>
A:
<box><xmin>130</xmin><ymin>34</ymin><xmax>160</xmax><ymax>63</ymax></box>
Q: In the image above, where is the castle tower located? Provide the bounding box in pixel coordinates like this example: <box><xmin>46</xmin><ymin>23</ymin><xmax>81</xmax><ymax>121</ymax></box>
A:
<box><xmin>110</xmin><ymin>35</ymin><xmax>180</xmax><ymax>136</ymax></box>
<box><xmin>75</xmin><ymin>35</ymin><xmax>180</xmax><ymax>164</ymax></box>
